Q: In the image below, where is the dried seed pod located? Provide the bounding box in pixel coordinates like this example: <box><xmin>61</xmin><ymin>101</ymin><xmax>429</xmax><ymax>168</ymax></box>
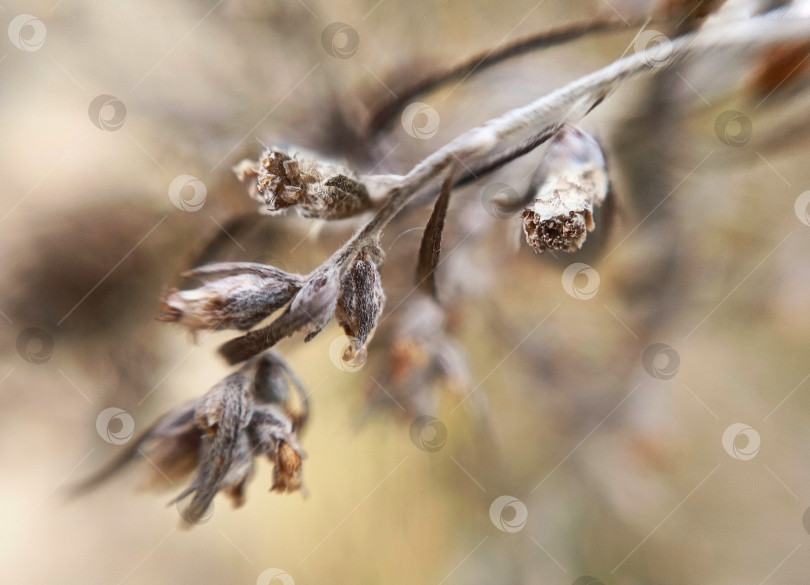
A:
<box><xmin>272</xmin><ymin>441</ymin><xmax>303</xmax><ymax>493</ymax></box>
<box><xmin>522</xmin><ymin>125</ymin><xmax>609</xmax><ymax>253</ymax></box>
<box><xmin>335</xmin><ymin>249</ymin><xmax>386</xmax><ymax>363</ymax></box>
<box><xmin>247</xmin><ymin>403</ymin><xmax>305</xmax><ymax>493</ymax></box>
<box><xmin>179</xmin><ymin>370</ymin><xmax>254</xmax><ymax>521</ymax></box>
<box><xmin>243</xmin><ymin>146</ymin><xmax>372</xmax><ymax>219</ymax></box>
<box><xmin>159</xmin><ymin>262</ymin><xmax>304</xmax><ymax>333</ymax></box>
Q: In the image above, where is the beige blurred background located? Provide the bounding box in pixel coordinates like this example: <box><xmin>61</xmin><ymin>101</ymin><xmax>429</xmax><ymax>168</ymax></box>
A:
<box><xmin>2</xmin><ymin>0</ymin><xmax>810</xmax><ymax>584</ymax></box>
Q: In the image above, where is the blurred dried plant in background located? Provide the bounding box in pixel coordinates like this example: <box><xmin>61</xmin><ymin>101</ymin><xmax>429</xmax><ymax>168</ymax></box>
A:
<box><xmin>4</xmin><ymin>0</ymin><xmax>810</xmax><ymax>583</ymax></box>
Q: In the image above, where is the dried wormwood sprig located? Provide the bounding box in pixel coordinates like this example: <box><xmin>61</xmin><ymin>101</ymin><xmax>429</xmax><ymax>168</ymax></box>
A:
<box><xmin>522</xmin><ymin>125</ymin><xmax>609</xmax><ymax>253</ymax></box>
<box><xmin>81</xmin><ymin>11</ymin><xmax>810</xmax><ymax>521</ymax></box>
<box><xmin>234</xmin><ymin>146</ymin><xmax>372</xmax><ymax>220</ymax></box>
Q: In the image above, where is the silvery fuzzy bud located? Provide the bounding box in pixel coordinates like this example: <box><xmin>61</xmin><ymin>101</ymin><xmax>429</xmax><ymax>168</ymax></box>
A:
<box><xmin>522</xmin><ymin>125</ymin><xmax>609</xmax><ymax>253</ymax></box>
<box><xmin>335</xmin><ymin>250</ymin><xmax>385</xmax><ymax>363</ymax></box>
<box><xmin>159</xmin><ymin>262</ymin><xmax>304</xmax><ymax>333</ymax></box>
<box><xmin>218</xmin><ymin>265</ymin><xmax>342</xmax><ymax>364</ymax></box>
<box><xmin>178</xmin><ymin>370</ymin><xmax>254</xmax><ymax>521</ymax></box>
<box><xmin>244</xmin><ymin>146</ymin><xmax>372</xmax><ymax>220</ymax></box>
<box><xmin>290</xmin><ymin>265</ymin><xmax>342</xmax><ymax>341</ymax></box>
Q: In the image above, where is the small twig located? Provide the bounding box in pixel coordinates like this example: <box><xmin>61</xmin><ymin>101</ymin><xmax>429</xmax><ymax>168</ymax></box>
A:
<box><xmin>367</xmin><ymin>14</ymin><xmax>661</xmax><ymax>133</ymax></box>
<box><xmin>339</xmin><ymin>14</ymin><xmax>810</xmax><ymax>271</ymax></box>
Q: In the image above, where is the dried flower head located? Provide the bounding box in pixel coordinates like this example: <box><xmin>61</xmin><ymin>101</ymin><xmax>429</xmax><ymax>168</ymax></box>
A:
<box><xmin>522</xmin><ymin>125</ymin><xmax>609</xmax><ymax>253</ymax></box>
<box><xmin>236</xmin><ymin>146</ymin><xmax>372</xmax><ymax>219</ymax></box>
<box><xmin>159</xmin><ymin>262</ymin><xmax>304</xmax><ymax>333</ymax></box>
<box><xmin>75</xmin><ymin>351</ymin><xmax>307</xmax><ymax>524</ymax></box>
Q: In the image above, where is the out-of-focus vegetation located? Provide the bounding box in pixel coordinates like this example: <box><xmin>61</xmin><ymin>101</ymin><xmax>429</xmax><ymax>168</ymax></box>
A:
<box><xmin>2</xmin><ymin>1</ymin><xmax>810</xmax><ymax>584</ymax></box>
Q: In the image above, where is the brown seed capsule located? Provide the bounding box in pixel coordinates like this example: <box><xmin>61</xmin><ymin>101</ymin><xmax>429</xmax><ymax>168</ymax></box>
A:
<box><xmin>246</xmin><ymin>146</ymin><xmax>372</xmax><ymax>220</ymax></box>
<box><xmin>335</xmin><ymin>250</ymin><xmax>386</xmax><ymax>362</ymax></box>
<box><xmin>272</xmin><ymin>441</ymin><xmax>303</xmax><ymax>493</ymax></box>
<box><xmin>522</xmin><ymin>125</ymin><xmax>609</xmax><ymax>253</ymax></box>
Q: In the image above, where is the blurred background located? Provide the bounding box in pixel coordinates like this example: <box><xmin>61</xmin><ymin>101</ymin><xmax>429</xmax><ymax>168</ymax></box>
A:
<box><xmin>2</xmin><ymin>0</ymin><xmax>810</xmax><ymax>583</ymax></box>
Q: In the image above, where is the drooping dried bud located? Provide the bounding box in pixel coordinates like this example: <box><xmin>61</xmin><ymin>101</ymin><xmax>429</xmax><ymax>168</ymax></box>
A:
<box><xmin>241</xmin><ymin>146</ymin><xmax>372</xmax><ymax>219</ymax></box>
<box><xmin>180</xmin><ymin>370</ymin><xmax>254</xmax><ymax>520</ymax></box>
<box><xmin>335</xmin><ymin>249</ymin><xmax>385</xmax><ymax>363</ymax></box>
<box><xmin>218</xmin><ymin>265</ymin><xmax>342</xmax><ymax>364</ymax></box>
<box><xmin>522</xmin><ymin>125</ymin><xmax>609</xmax><ymax>253</ymax></box>
<box><xmin>74</xmin><ymin>350</ymin><xmax>309</xmax><ymax>519</ymax></box>
<box><xmin>159</xmin><ymin>262</ymin><xmax>304</xmax><ymax>333</ymax></box>
<box><xmin>247</xmin><ymin>403</ymin><xmax>305</xmax><ymax>493</ymax></box>
<box><xmin>272</xmin><ymin>441</ymin><xmax>303</xmax><ymax>493</ymax></box>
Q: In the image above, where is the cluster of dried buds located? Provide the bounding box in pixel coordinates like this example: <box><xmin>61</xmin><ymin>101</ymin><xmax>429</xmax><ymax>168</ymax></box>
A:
<box><xmin>82</xmin><ymin>121</ymin><xmax>610</xmax><ymax>520</ymax></box>
<box><xmin>78</xmin><ymin>350</ymin><xmax>307</xmax><ymax>524</ymax></box>
<box><xmin>521</xmin><ymin>125</ymin><xmax>610</xmax><ymax>253</ymax></box>
<box><xmin>158</xmin><ymin>246</ymin><xmax>385</xmax><ymax>367</ymax></box>
<box><xmin>233</xmin><ymin>146</ymin><xmax>373</xmax><ymax>219</ymax></box>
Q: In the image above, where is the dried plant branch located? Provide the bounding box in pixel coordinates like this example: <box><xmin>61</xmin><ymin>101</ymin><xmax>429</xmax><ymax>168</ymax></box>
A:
<box><xmin>367</xmin><ymin>14</ymin><xmax>661</xmax><ymax>133</ymax></box>
<box><xmin>82</xmin><ymin>8</ymin><xmax>810</xmax><ymax>524</ymax></box>
<box><xmin>219</xmin><ymin>12</ymin><xmax>810</xmax><ymax>365</ymax></box>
